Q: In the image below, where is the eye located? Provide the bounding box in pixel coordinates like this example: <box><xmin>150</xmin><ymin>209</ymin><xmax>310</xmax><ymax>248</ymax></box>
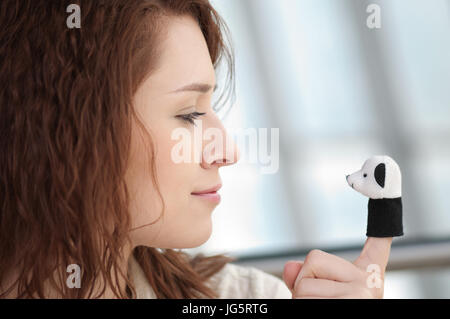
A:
<box><xmin>176</xmin><ymin>111</ymin><xmax>206</xmax><ymax>126</ymax></box>
<box><xmin>363</xmin><ymin>173</ymin><xmax>367</xmax><ymax>178</ymax></box>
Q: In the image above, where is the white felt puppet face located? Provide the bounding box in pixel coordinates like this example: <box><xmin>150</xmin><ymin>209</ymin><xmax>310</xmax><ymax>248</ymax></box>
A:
<box><xmin>346</xmin><ymin>155</ymin><xmax>402</xmax><ymax>199</ymax></box>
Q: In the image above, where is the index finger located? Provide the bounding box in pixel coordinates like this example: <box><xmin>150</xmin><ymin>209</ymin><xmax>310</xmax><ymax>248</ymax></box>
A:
<box><xmin>353</xmin><ymin>237</ymin><xmax>392</xmax><ymax>275</ymax></box>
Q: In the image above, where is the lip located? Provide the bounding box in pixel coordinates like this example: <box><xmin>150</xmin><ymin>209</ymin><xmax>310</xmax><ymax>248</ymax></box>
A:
<box><xmin>191</xmin><ymin>192</ymin><xmax>221</xmax><ymax>203</ymax></box>
<box><xmin>191</xmin><ymin>184</ymin><xmax>222</xmax><ymax>204</ymax></box>
<box><xmin>191</xmin><ymin>184</ymin><xmax>222</xmax><ymax>195</ymax></box>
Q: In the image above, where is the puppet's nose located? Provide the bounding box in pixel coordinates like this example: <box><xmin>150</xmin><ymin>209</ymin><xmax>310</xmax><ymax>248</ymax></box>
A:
<box><xmin>346</xmin><ymin>174</ymin><xmax>349</xmax><ymax>180</ymax></box>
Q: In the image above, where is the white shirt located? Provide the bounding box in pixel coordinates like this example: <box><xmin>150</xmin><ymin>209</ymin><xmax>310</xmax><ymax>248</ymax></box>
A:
<box><xmin>128</xmin><ymin>255</ymin><xmax>292</xmax><ymax>299</ymax></box>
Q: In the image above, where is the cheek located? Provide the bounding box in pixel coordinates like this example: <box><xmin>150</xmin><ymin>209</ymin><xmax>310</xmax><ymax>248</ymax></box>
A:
<box><xmin>154</xmin><ymin>129</ymin><xmax>195</xmax><ymax>202</ymax></box>
<box><xmin>126</xmin><ymin>123</ymin><xmax>205</xmax><ymax>245</ymax></box>
<box><xmin>124</xmin><ymin>128</ymin><xmax>162</xmax><ymax>230</ymax></box>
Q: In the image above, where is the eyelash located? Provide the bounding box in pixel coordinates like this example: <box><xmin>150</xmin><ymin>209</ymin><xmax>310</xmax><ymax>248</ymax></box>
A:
<box><xmin>177</xmin><ymin>111</ymin><xmax>206</xmax><ymax>126</ymax></box>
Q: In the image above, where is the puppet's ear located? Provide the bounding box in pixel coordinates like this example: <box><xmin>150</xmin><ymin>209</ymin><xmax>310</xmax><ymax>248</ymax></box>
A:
<box><xmin>374</xmin><ymin>163</ymin><xmax>385</xmax><ymax>188</ymax></box>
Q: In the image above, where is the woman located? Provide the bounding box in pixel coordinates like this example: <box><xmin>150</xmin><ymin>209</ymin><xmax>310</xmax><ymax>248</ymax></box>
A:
<box><xmin>0</xmin><ymin>0</ymin><xmax>391</xmax><ymax>298</ymax></box>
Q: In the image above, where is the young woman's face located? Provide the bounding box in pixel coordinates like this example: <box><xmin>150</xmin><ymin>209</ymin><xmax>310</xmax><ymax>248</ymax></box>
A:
<box><xmin>126</xmin><ymin>15</ymin><xmax>239</xmax><ymax>249</ymax></box>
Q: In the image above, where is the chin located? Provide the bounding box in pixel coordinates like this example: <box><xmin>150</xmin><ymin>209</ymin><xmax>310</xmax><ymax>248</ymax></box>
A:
<box><xmin>178</xmin><ymin>220</ymin><xmax>213</xmax><ymax>249</ymax></box>
<box><xmin>187</xmin><ymin>232</ymin><xmax>213</xmax><ymax>248</ymax></box>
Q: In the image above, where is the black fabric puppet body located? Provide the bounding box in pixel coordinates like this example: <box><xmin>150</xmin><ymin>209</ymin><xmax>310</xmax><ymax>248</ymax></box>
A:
<box><xmin>346</xmin><ymin>155</ymin><xmax>404</xmax><ymax>238</ymax></box>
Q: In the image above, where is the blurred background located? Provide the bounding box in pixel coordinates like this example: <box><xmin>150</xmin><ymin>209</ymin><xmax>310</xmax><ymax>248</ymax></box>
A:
<box><xmin>184</xmin><ymin>0</ymin><xmax>450</xmax><ymax>298</ymax></box>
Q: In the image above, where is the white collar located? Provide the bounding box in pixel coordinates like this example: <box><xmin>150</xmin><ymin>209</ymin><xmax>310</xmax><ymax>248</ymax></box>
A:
<box><xmin>128</xmin><ymin>254</ymin><xmax>157</xmax><ymax>299</ymax></box>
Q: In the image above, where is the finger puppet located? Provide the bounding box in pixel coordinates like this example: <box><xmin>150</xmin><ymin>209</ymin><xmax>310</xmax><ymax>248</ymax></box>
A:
<box><xmin>346</xmin><ymin>155</ymin><xmax>403</xmax><ymax>237</ymax></box>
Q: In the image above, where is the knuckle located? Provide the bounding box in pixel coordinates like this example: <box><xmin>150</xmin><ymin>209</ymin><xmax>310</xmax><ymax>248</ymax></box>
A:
<box><xmin>305</xmin><ymin>249</ymin><xmax>323</xmax><ymax>264</ymax></box>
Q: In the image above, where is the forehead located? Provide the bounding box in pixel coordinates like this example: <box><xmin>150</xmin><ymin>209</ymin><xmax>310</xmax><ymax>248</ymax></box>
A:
<box><xmin>144</xmin><ymin>15</ymin><xmax>216</xmax><ymax>93</ymax></box>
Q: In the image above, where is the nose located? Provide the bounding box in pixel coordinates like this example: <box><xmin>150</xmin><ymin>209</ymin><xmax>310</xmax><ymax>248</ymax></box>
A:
<box><xmin>200</xmin><ymin>119</ymin><xmax>240</xmax><ymax>170</ymax></box>
<box><xmin>201</xmin><ymin>141</ymin><xmax>240</xmax><ymax>169</ymax></box>
<box><xmin>346</xmin><ymin>174</ymin><xmax>349</xmax><ymax>180</ymax></box>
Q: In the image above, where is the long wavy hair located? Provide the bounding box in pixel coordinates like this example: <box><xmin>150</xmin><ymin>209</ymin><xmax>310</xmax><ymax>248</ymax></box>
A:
<box><xmin>0</xmin><ymin>0</ymin><xmax>236</xmax><ymax>298</ymax></box>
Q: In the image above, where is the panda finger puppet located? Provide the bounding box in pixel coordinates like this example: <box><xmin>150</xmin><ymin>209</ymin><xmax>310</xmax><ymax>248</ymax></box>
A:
<box><xmin>346</xmin><ymin>155</ymin><xmax>404</xmax><ymax>238</ymax></box>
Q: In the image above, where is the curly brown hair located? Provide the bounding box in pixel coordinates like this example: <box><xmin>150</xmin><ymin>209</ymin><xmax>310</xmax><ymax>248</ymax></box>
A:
<box><xmin>0</xmin><ymin>0</ymin><xmax>236</xmax><ymax>298</ymax></box>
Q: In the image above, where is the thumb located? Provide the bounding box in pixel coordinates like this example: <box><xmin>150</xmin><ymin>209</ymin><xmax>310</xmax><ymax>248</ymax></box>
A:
<box><xmin>353</xmin><ymin>237</ymin><xmax>392</xmax><ymax>275</ymax></box>
<box><xmin>283</xmin><ymin>260</ymin><xmax>303</xmax><ymax>292</ymax></box>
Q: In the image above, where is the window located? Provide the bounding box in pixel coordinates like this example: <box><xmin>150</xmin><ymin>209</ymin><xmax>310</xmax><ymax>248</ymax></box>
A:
<box><xmin>185</xmin><ymin>0</ymin><xmax>450</xmax><ymax>298</ymax></box>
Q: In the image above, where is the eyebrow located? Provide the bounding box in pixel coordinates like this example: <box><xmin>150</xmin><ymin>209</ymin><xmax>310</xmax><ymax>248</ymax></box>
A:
<box><xmin>169</xmin><ymin>83</ymin><xmax>218</xmax><ymax>94</ymax></box>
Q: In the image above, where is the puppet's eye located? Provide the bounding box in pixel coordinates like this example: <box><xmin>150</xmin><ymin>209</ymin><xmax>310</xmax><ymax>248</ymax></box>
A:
<box><xmin>363</xmin><ymin>173</ymin><xmax>367</xmax><ymax>178</ymax></box>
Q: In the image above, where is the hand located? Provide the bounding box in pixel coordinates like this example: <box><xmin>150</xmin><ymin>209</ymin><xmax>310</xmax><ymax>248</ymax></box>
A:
<box><xmin>282</xmin><ymin>237</ymin><xmax>392</xmax><ymax>298</ymax></box>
